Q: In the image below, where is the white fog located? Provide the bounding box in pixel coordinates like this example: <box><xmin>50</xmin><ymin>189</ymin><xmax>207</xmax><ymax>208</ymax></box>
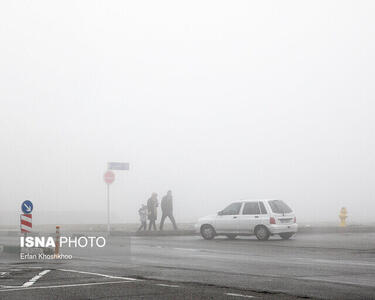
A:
<box><xmin>0</xmin><ymin>0</ymin><xmax>374</xmax><ymax>225</ymax></box>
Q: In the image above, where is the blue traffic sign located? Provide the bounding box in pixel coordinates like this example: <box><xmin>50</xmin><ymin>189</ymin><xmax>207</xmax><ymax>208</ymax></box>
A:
<box><xmin>21</xmin><ymin>200</ymin><xmax>33</xmax><ymax>214</ymax></box>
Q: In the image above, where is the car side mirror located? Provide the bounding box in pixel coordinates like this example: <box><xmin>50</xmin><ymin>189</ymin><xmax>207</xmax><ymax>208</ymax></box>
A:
<box><xmin>217</xmin><ymin>210</ymin><xmax>223</xmax><ymax>216</ymax></box>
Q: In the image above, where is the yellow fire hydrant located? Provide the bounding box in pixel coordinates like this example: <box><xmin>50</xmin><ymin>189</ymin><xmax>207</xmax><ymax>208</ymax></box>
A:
<box><xmin>339</xmin><ymin>207</ymin><xmax>347</xmax><ymax>227</ymax></box>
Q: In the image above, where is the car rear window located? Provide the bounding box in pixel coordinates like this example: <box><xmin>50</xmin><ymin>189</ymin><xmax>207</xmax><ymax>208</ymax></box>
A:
<box><xmin>268</xmin><ymin>200</ymin><xmax>292</xmax><ymax>214</ymax></box>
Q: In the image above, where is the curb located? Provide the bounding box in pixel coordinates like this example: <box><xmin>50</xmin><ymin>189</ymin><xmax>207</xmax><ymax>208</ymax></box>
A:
<box><xmin>0</xmin><ymin>244</ymin><xmax>54</xmax><ymax>255</ymax></box>
<box><xmin>110</xmin><ymin>227</ymin><xmax>375</xmax><ymax>237</ymax></box>
<box><xmin>111</xmin><ymin>230</ymin><xmax>196</xmax><ymax>237</ymax></box>
<box><xmin>21</xmin><ymin>246</ymin><xmax>54</xmax><ymax>255</ymax></box>
<box><xmin>0</xmin><ymin>231</ymin><xmax>40</xmax><ymax>237</ymax></box>
<box><xmin>298</xmin><ymin>225</ymin><xmax>375</xmax><ymax>234</ymax></box>
<box><xmin>0</xmin><ymin>245</ymin><xmax>20</xmax><ymax>254</ymax></box>
<box><xmin>1</xmin><ymin>226</ymin><xmax>374</xmax><ymax>238</ymax></box>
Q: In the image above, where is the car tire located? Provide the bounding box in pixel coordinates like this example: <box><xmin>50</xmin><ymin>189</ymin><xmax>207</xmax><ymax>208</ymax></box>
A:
<box><xmin>200</xmin><ymin>225</ymin><xmax>216</xmax><ymax>240</ymax></box>
<box><xmin>226</xmin><ymin>234</ymin><xmax>237</xmax><ymax>240</ymax></box>
<box><xmin>255</xmin><ymin>225</ymin><xmax>270</xmax><ymax>241</ymax></box>
<box><xmin>279</xmin><ymin>232</ymin><xmax>294</xmax><ymax>240</ymax></box>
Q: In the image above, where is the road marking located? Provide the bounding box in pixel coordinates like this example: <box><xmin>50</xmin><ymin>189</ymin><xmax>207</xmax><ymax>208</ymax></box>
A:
<box><xmin>225</xmin><ymin>292</ymin><xmax>255</xmax><ymax>298</ymax></box>
<box><xmin>22</xmin><ymin>270</ymin><xmax>50</xmax><ymax>287</ymax></box>
<box><xmin>148</xmin><ymin>245</ymin><xmax>204</xmax><ymax>252</ymax></box>
<box><xmin>142</xmin><ymin>244</ymin><xmax>375</xmax><ymax>269</ymax></box>
<box><xmin>59</xmin><ymin>269</ymin><xmax>139</xmax><ymax>281</ymax></box>
<box><xmin>138</xmin><ymin>244</ymin><xmax>375</xmax><ymax>268</ymax></box>
<box><xmin>172</xmin><ymin>247</ymin><xmax>201</xmax><ymax>252</ymax></box>
<box><xmin>155</xmin><ymin>283</ymin><xmax>180</xmax><ymax>288</ymax></box>
<box><xmin>302</xmin><ymin>258</ymin><xmax>375</xmax><ymax>267</ymax></box>
<box><xmin>0</xmin><ymin>280</ymin><xmax>135</xmax><ymax>292</ymax></box>
<box><xmin>295</xmin><ymin>276</ymin><xmax>375</xmax><ymax>288</ymax></box>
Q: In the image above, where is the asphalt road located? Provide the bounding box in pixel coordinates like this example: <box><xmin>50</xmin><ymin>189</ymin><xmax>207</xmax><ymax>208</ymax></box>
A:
<box><xmin>1</xmin><ymin>232</ymin><xmax>375</xmax><ymax>299</ymax></box>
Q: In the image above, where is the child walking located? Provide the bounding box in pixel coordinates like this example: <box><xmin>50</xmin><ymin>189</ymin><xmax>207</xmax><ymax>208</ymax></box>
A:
<box><xmin>137</xmin><ymin>204</ymin><xmax>147</xmax><ymax>231</ymax></box>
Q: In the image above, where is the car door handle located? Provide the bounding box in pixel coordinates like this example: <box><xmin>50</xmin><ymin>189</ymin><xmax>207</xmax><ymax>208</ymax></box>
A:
<box><xmin>254</xmin><ymin>216</ymin><xmax>259</xmax><ymax>218</ymax></box>
<box><xmin>233</xmin><ymin>216</ymin><xmax>238</xmax><ymax>219</ymax></box>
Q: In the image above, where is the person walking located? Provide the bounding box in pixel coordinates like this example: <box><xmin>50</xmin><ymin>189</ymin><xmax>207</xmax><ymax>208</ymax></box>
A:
<box><xmin>160</xmin><ymin>190</ymin><xmax>178</xmax><ymax>230</ymax></box>
<box><xmin>147</xmin><ymin>193</ymin><xmax>158</xmax><ymax>231</ymax></box>
<box><xmin>137</xmin><ymin>204</ymin><xmax>147</xmax><ymax>232</ymax></box>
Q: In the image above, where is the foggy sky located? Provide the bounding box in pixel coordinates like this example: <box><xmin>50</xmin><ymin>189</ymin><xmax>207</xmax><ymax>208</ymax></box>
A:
<box><xmin>1</xmin><ymin>1</ymin><xmax>374</xmax><ymax>225</ymax></box>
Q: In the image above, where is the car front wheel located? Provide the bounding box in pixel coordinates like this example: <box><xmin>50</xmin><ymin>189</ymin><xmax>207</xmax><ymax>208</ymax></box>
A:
<box><xmin>255</xmin><ymin>225</ymin><xmax>270</xmax><ymax>241</ymax></box>
<box><xmin>201</xmin><ymin>225</ymin><xmax>216</xmax><ymax>240</ymax></box>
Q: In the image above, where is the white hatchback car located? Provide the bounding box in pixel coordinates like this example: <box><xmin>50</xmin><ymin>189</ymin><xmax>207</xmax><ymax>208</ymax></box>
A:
<box><xmin>195</xmin><ymin>199</ymin><xmax>298</xmax><ymax>241</ymax></box>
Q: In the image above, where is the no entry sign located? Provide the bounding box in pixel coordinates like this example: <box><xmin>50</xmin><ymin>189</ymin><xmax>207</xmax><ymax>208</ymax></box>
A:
<box><xmin>103</xmin><ymin>170</ymin><xmax>115</xmax><ymax>184</ymax></box>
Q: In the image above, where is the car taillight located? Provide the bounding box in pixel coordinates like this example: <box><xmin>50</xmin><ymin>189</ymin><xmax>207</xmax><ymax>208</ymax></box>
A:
<box><xmin>270</xmin><ymin>217</ymin><xmax>276</xmax><ymax>224</ymax></box>
<box><xmin>294</xmin><ymin>217</ymin><xmax>296</xmax><ymax>223</ymax></box>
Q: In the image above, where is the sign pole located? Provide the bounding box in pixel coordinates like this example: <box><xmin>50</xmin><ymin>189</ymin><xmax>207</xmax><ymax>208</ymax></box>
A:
<box><xmin>107</xmin><ymin>183</ymin><xmax>110</xmax><ymax>233</ymax></box>
<box><xmin>104</xmin><ymin>166</ymin><xmax>128</xmax><ymax>235</ymax></box>
<box><xmin>103</xmin><ymin>170</ymin><xmax>115</xmax><ymax>234</ymax></box>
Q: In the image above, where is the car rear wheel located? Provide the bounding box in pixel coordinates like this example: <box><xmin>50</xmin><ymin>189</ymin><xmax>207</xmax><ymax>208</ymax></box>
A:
<box><xmin>255</xmin><ymin>225</ymin><xmax>270</xmax><ymax>241</ymax></box>
<box><xmin>226</xmin><ymin>234</ymin><xmax>237</xmax><ymax>240</ymax></box>
<box><xmin>279</xmin><ymin>232</ymin><xmax>294</xmax><ymax>240</ymax></box>
<box><xmin>200</xmin><ymin>225</ymin><xmax>216</xmax><ymax>240</ymax></box>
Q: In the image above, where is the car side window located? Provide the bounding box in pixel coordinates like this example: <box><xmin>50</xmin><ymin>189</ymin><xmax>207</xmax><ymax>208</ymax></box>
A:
<box><xmin>221</xmin><ymin>202</ymin><xmax>242</xmax><ymax>215</ymax></box>
<box><xmin>259</xmin><ymin>201</ymin><xmax>268</xmax><ymax>214</ymax></box>
<box><xmin>242</xmin><ymin>202</ymin><xmax>261</xmax><ymax>215</ymax></box>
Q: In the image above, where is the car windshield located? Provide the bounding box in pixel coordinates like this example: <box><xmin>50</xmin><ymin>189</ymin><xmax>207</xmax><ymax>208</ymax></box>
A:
<box><xmin>221</xmin><ymin>202</ymin><xmax>242</xmax><ymax>215</ymax></box>
<box><xmin>268</xmin><ymin>200</ymin><xmax>292</xmax><ymax>214</ymax></box>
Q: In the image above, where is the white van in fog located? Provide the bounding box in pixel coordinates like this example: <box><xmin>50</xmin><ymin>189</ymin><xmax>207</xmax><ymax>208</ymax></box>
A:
<box><xmin>195</xmin><ymin>199</ymin><xmax>297</xmax><ymax>241</ymax></box>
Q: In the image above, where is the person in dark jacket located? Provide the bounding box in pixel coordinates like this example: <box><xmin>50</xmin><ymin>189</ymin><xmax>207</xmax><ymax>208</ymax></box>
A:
<box><xmin>159</xmin><ymin>190</ymin><xmax>178</xmax><ymax>230</ymax></box>
<box><xmin>147</xmin><ymin>193</ymin><xmax>158</xmax><ymax>230</ymax></box>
